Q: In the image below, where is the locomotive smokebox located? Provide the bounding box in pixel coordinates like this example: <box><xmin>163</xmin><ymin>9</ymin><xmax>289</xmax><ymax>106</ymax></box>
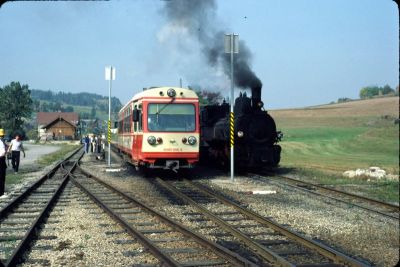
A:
<box><xmin>251</xmin><ymin>86</ymin><xmax>262</xmax><ymax>110</ymax></box>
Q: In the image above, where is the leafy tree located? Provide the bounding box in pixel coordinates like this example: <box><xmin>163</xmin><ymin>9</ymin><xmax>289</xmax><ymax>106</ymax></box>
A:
<box><xmin>80</xmin><ymin>112</ymin><xmax>90</xmax><ymax>119</ymax></box>
<box><xmin>359</xmin><ymin>85</ymin><xmax>395</xmax><ymax>99</ymax></box>
<box><xmin>90</xmin><ymin>106</ymin><xmax>96</xmax><ymax>119</ymax></box>
<box><xmin>0</xmin><ymin>81</ymin><xmax>33</xmax><ymax>134</ymax></box>
<box><xmin>337</xmin><ymin>97</ymin><xmax>351</xmax><ymax>103</ymax></box>
<box><xmin>359</xmin><ymin>86</ymin><xmax>379</xmax><ymax>98</ymax></box>
<box><xmin>382</xmin><ymin>84</ymin><xmax>394</xmax><ymax>95</ymax></box>
<box><xmin>191</xmin><ymin>87</ymin><xmax>223</xmax><ymax>106</ymax></box>
<box><xmin>32</xmin><ymin>99</ymin><xmax>41</xmax><ymax>112</ymax></box>
<box><xmin>64</xmin><ymin>106</ymin><xmax>74</xmax><ymax>112</ymax></box>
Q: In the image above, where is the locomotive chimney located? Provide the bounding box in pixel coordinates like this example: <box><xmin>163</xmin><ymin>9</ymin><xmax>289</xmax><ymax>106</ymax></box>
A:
<box><xmin>251</xmin><ymin>86</ymin><xmax>262</xmax><ymax>110</ymax></box>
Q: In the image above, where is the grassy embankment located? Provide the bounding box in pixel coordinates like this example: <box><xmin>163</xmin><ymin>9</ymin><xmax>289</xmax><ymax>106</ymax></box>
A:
<box><xmin>270</xmin><ymin>96</ymin><xmax>399</xmax><ymax>202</ymax></box>
<box><xmin>6</xmin><ymin>144</ymin><xmax>80</xmax><ymax>185</ymax></box>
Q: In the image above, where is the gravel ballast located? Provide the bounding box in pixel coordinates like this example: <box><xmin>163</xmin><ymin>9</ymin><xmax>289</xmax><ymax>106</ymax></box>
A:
<box><xmin>21</xmin><ymin>183</ymin><xmax>159</xmax><ymax>266</ymax></box>
<box><xmin>80</xmin><ymin>151</ymin><xmax>399</xmax><ymax>266</ymax></box>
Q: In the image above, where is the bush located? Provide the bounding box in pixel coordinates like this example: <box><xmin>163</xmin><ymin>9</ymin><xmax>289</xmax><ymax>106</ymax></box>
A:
<box><xmin>337</xmin><ymin>97</ymin><xmax>351</xmax><ymax>103</ymax></box>
<box><xmin>26</xmin><ymin>129</ymin><xmax>38</xmax><ymax>141</ymax></box>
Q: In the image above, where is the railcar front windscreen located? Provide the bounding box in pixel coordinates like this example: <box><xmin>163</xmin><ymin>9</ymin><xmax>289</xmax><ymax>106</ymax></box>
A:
<box><xmin>147</xmin><ymin>103</ymin><xmax>195</xmax><ymax>132</ymax></box>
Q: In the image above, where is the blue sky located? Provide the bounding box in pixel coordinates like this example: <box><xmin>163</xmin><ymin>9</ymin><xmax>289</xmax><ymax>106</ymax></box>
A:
<box><xmin>0</xmin><ymin>0</ymin><xmax>398</xmax><ymax>109</ymax></box>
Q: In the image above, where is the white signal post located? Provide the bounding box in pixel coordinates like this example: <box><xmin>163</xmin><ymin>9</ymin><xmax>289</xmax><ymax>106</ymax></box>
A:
<box><xmin>224</xmin><ymin>33</ymin><xmax>239</xmax><ymax>182</ymax></box>
<box><xmin>105</xmin><ymin>66</ymin><xmax>116</xmax><ymax>166</ymax></box>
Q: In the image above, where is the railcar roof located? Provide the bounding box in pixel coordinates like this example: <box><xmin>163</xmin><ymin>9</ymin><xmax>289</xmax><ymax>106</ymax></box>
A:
<box><xmin>119</xmin><ymin>87</ymin><xmax>198</xmax><ymax>112</ymax></box>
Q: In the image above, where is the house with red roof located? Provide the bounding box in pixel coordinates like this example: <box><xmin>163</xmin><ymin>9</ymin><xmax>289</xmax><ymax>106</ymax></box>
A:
<box><xmin>37</xmin><ymin>112</ymin><xmax>79</xmax><ymax>140</ymax></box>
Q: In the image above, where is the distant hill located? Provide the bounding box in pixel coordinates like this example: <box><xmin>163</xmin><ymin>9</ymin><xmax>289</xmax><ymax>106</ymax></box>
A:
<box><xmin>270</xmin><ymin>96</ymin><xmax>399</xmax><ymax>118</ymax></box>
<box><xmin>268</xmin><ymin>95</ymin><xmax>399</xmax><ymax>183</ymax></box>
<box><xmin>31</xmin><ymin>89</ymin><xmax>122</xmax><ymax>120</ymax></box>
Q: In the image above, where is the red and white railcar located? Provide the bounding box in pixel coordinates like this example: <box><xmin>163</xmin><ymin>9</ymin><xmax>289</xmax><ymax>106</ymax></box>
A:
<box><xmin>116</xmin><ymin>87</ymin><xmax>199</xmax><ymax>172</ymax></box>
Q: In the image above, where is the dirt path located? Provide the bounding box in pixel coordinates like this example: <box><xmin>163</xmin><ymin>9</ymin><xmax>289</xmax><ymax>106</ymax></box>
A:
<box><xmin>18</xmin><ymin>143</ymin><xmax>61</xmax><ymax>167</ymax></box>
<box><xmin>7</xmin><ymin>143</ymin><xmax>61</xmax><ymax>171</ymax></box>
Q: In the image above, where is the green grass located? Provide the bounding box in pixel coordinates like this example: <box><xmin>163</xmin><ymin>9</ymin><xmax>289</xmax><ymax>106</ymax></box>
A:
<box><xmin>273</xmin><ymin>113</ymin><xmax>399</xmax><ymax>203</ymax></box>
<box><xmin>36</xmin><ymin>144</ymin><xmax>80</xmax><ymax>166</ymax></box>
<box><xmin>277</xmin><ymin>116</ymin><xmax>399</xmax><ymax>174</ymax></box>
<box><xmin>5</xmin><ymin>145</ymin><xmax>80</xmax><ymax>186</ymax></box>
<box><xmin>5</xmin><ymin>172</ymin><xmax>24</xmax><ymax>185</ymax></box>
<box><xmin>365</xmin><ymin>180</ymin><xmax>399</xmax><ymax>203</ymax></box>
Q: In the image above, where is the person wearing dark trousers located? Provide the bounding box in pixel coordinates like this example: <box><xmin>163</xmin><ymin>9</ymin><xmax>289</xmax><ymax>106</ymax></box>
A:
<box><xmin>8</xmin><ymin>134</ymin><xmax>25</xmax><ymax>173</ymax></box>
<box><xmin>0</xmin><ymin>129</ymin><xmax>7</xmax><ymax>197</ymax></box>
<box><xmin>84</xmin><ymin>135</ymin><xmax>90</xmax><ymax>153</ymax></box>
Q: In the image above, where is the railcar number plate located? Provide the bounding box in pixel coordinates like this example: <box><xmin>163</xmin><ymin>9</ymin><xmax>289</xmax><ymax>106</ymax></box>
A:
<box><xmin>163</xmin><ymin>148</ymin><xmax>182</xmax><ymax>151</ymax></box>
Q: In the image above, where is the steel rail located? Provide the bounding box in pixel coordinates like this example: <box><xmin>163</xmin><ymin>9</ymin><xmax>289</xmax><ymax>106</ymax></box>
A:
<box><xmin>75</xmin><ymin>166</ymin><xmax>255</xmax><ymax>267</ymax></box>
<box><xmin>273</xmin><ymin>174</ymin><xmax>398</xmax><ymax>210</ymax></box>
<box><xmin>0</xmin><ymin>146</ymin><xmax>82</xmax><ymax>219</ymax></box>
<box><xmin>187</xmin><ymin>180</ymin><xmax>368</xmax><ymax>267</ymax></box>
<box><xmin>2</xmin><ymin>151</ymin><xmax>83</xmax><ymax>267</ymax></box>
<box><xmin>69</xmin><ymin>173</ymin><xmax>182</xmax><ymax>267</ymax></box>
<box><xmin>156</xmin><ymin>178</ymin><xmax>295</xmax><ymax>267</ymax></box>
<box><xmin>252</xmin><ymin>173</ymin><xmax>399</xmax><ymax>220</ymax></box>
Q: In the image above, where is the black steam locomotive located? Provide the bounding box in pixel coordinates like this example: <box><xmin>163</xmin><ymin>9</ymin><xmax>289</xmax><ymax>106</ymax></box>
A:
<box><xmin>200</xmin><ymin>86</ymin><xmax>282</xmax><ymax>170</ymax></box>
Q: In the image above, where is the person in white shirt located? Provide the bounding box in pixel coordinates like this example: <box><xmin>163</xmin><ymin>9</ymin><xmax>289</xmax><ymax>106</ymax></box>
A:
<box><xmin>0</xmin><ymin>129</ymin><xmax>7</xmax><ymax>196</ymax></box>
<box><xmin>8</xmin><ymin>134</ymin><xmax>25</xmax><ymax>173</ymax></box>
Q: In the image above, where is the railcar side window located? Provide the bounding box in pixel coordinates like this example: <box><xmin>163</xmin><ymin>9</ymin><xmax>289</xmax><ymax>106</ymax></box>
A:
<box><xmin>123</xmin><ymin>108</ymin><xmax>131</xmax><ymax>133</ymax></box>
<box><xmin>118</xmin><ymin>120</ymin><xmax>123</xmax><ymax>133</ymax></box>
<box><xmin>147</xmin><ymin>103</ymin><xmax>195</xmax><ymax>132</ymax></box>
<box><xmin>138</xmin><ymin>109</ymin><xmax>143</xmax><ymax>132</ymax></box>
<box><xmin>133</xmin><ymin>105</ymin><xmax>138</xmax><ymax>132</ymax></box>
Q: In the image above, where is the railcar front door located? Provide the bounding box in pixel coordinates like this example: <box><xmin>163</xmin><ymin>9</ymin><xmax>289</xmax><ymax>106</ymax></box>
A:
<box><xmin>132</xmin><ymin>104</ymin><xmax>143</xmax><ymax>166</ymax></box>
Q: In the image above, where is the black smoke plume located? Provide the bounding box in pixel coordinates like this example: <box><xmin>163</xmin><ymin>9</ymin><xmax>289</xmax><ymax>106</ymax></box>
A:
<box><xmin>163</xmin><ymin>0</ymin><xmax>262</xmax><ymax>90</ymax></box>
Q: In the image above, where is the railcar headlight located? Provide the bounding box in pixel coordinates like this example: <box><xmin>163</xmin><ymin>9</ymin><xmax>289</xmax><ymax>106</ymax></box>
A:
<box><xmin>167</xmin><ymin>88</ymin><xmax>176</xmax><ymax>97</ymax></box>
<box><xmin>237</xmin><ymin>131</ymin><xmax>244</xmax><ymax>138</ymax></box>
<box><xmin>188</xmin><ymin>136</ymin><xmax>197</xmax><ymax>145</ymax></box>
<box><xmin>147</xmin><ymin>136</ymin><xmax>156</xmax><ymax>145</ymax></box>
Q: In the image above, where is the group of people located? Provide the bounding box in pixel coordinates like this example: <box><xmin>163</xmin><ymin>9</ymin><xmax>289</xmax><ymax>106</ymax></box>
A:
<box><xmin>83</xmin><ymin>134</ymin><xmax>104</xmax><ymax>154</ymax></box>
<box><xmin>0</xmin><ymin>129</ymin><xmax>26</xmax><ymax>197</ymax></box>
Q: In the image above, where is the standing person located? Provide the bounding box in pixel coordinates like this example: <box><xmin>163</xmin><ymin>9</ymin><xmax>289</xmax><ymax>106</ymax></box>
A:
<box><xmin>89</xmin><ymin>135</ymin><xmax>93</xmax><ymax>153</ymax></box>
<box><xmin>97</xmin><ymin>136</ymin><xmax>102</xmax><ymax>153</ymax></box>
<box><xmin>7</xmin><ymin>134</ymin><xmax>25</xmax><ymax>174</ymax></box>
<box><xmin>0</xmin><ymin>129</ymin><xmax>7</xmax><ymax>197</ymax></box>
<box><xmin>94</xmin><ymin>135</ymin><xmax>98</xmax><ymax>153</ymax></box>
<box><xmin>91</xmin><ymin>135</ymin><xmax>96</xmax><ymax>153</ymax></box>
<box><xmin>84</xmin><ymin>135</ymin><xmax>90</xmax><ymax>153</ymax></box>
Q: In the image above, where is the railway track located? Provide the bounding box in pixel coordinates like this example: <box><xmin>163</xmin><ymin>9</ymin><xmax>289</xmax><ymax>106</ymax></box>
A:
<box><xmin>251</xmin><ymin>173</ymin><xmax>399</xmax><ymax>220</ymax></box>
<box><xmin>0</xmin><ymin>146</ymin><xmax>83</xmax><ymax>267</ymax></box>
<box><xmin>70</xmin><ymin>166</ymin><xmax>255</xmax><ymax>267</ymax></box>
<box><xmin>155</xmin><ymin>178</ymin><xmax>369</xmax><ymax>267</ymax></box>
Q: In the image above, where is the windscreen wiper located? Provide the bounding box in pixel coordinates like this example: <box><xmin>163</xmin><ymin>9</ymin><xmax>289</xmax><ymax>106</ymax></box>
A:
<box><xmin>156</xmin><ymin>98</ymin><xmax>175</xmax><ymax>115</ymax></box>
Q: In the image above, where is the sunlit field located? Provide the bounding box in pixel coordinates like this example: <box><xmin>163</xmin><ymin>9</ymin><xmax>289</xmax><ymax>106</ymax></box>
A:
<box><xmin>270</xmin><ymin>97</ymin><xmax>399</xmax><ymax>202</ymax></box>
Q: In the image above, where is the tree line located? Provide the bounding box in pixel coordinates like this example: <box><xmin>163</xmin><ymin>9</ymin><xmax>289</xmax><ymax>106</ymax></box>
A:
<box><xmin>359</xmin><ymin>84</ymin><xmax>397</xmax><ymax>99</ymax></box>
<box><xmin>0</xmin><ymin>82</ymin><xmax>124</xmax><ymax>138</ymax></box>
<box><xmin>31</xmin><ymin>89</ymin><xmax>122</xmax><ymax>114</ymax></box>
<box><xmin>335</xmin><ymin>84</ymin><xmax>397</xmax><ymax>104</ymax></box>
